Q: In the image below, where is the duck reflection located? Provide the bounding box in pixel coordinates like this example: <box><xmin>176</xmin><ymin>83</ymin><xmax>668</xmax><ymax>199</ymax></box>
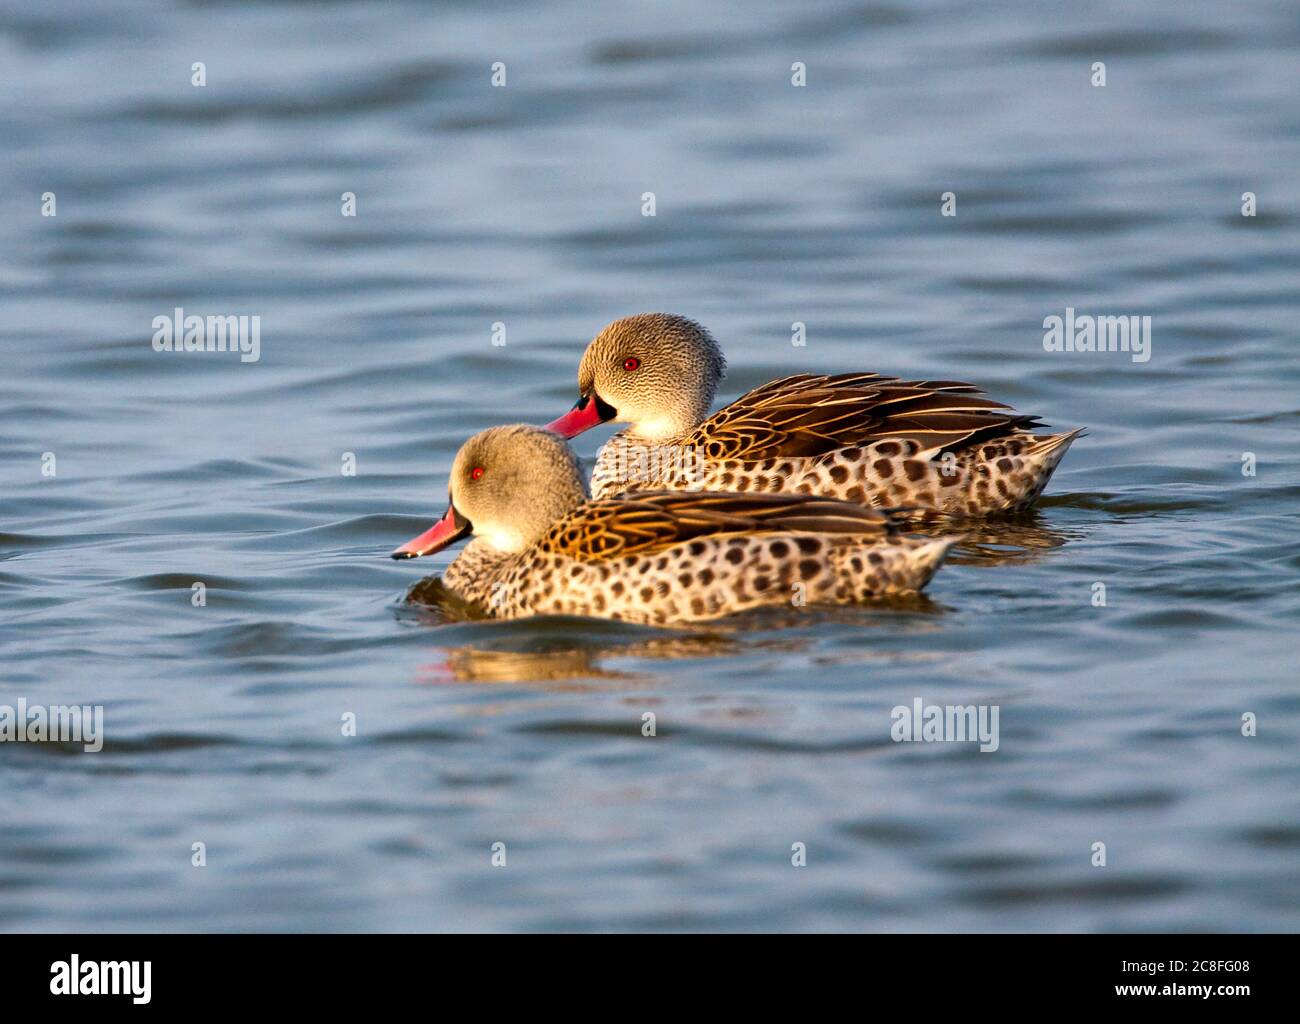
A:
<box><xmin>399</xmin><ymin>576</ymin><xmax>948</xmax><ymax>685</ymax></box>
<box><xmin>908</xmin><ymin>509</ymin><xmax>1079</xmax><ymax>566</ymax></box>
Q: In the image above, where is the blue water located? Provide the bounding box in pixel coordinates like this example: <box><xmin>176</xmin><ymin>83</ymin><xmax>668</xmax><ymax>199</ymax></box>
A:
<box><xmin>2</xmin><ymin>0</ymin><xmax>1298</xmax><ymax>931</ymax></box>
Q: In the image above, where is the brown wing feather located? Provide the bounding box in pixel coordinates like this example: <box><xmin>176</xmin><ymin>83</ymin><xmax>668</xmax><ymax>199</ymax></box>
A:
<box><xmin>538</xmin><ymin>491</ymin><xmax>897</xmax><ymax>562</ymax></box>
<box><xmin>689</xmin><ymin>375</ymin><xmax>1042</xmax><ymax>460</ymax></box>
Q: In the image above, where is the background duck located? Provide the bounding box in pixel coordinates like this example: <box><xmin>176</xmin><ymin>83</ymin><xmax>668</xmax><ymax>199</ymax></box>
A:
<box><xmin>391</xmin><ymin>424</ymin><xmax>956</xmax><ymax>624</ymax></box>
<box><xmin>547</xmin><ymin>313</ymin><xmax>1083</xmax><ymax>515</ymax></box>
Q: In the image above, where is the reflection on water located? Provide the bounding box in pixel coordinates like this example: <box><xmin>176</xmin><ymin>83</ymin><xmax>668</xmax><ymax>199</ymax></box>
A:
<box><xmin>417</xmin><ymin>648</ymin><xmax>637</xmax><ymax>687</ymax></box>
<box><xmin>937</xmin><ymin>511</ymin><xmax>1081</xmax><ymax>567</ymax></box>
<box><xmin>424</xmin><ymin>611</ymin><xmax>954</xmax><ymax>683</ymax></box>
<box><xmin>404</xmin><ymin>576</ymin><xmax>948</xmax><ymax>683</ymax></box>
<box><xmin>417</xmin><ymin>637</ymin><xmax>741</xmax><ymax>687</ymax></box>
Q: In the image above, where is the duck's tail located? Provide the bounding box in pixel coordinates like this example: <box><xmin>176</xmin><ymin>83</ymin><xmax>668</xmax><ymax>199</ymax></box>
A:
<box><xmin>1028</xmin><ymin>426</ymin><xmax>1087</xmax><ymax>460</ymax></box>
<box><xmin>1018</xmin><ymin>427</ymin><xmax>1085</xmax><ymax>503</ymax></box>
<box><xmin>835</xmin><ymin>535</ymin><xmax>958</xmax><ymax>596</ymax></box>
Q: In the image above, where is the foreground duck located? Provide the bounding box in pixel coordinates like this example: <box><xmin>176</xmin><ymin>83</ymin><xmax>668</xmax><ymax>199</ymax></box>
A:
<box><xmin>391</xmin><ymin>425</ymin><xmax>956</xmax><ymax>624</ymax></box>
<box><xmin>546</xmin><ymin>314</ymin><xmax>1082</xmax><ymax>515</ymax></box>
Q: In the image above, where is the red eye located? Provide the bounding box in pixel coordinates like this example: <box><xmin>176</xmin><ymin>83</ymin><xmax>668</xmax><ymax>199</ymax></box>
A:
<box><xmin>471</xmin><ymin>467</ymin><xmax>485</xmax><ymax>480</ymax></box>
<box><xmin>623</xmin><ymin>356</ymin><xmax>640</xmax><ymax>371</ymax></box>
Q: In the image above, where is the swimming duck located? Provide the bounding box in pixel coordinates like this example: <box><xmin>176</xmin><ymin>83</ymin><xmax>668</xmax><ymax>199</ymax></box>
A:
<box><xmin>391</xmin><ymin>424</ymin><xmax>956</xmax><ymax>624</ymax></box>
<box><xmin>545</xmin><ymin>314</ymin><xmax>1082</xmax><ymax>515</ymax></box>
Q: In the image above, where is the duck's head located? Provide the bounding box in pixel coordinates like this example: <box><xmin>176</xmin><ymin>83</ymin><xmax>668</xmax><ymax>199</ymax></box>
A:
<box><xmin>546</xmin><ymin>313</ymin><xmax>726</xmax><ymax>443</ymax></box>
<box><xmin>391</xmin><ymin>424</ymin><xmax>589</xmax><ymax>559</ymax></box>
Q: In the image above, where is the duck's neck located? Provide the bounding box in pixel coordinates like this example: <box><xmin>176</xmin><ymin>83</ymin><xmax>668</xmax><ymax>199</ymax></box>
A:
<box><xmin>622</xmin><ymin>420</ymin><xmax>692</xmax><ymax>447</ymax></box>
<box><xmin>442</xmin><ymin>539</ymin><xmax>517</xmax><ymax>607</ymax></box>
<box><xmin>592</xmin><ymin>428</ymin><xmax>702</xmax><ymax>498</ymax></box>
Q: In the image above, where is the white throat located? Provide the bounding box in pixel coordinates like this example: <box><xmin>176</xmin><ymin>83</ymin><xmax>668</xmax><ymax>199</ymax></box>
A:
<box><xmin>477</xmin><ymin>524</ymin><xmax>528</xmax><ymax>553</ymax></box>
<box><xmin>628</xmin><ymin>413</ymin><xmax>683</xmax><ymax>443</ymax></box>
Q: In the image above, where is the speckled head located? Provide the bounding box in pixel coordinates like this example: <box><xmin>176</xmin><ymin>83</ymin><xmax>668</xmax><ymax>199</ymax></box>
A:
<box><xmin>391</xmin><ymin>425</ymin><xmax>588</xmax><ymax>559</ymax></box>
<box><xmin>546</xmin><ymin>314</ymin><xmax>726</xmax><ymax>443</ymax></box>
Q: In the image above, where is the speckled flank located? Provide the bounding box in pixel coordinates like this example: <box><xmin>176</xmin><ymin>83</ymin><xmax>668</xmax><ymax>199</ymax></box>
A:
<box><xmin>442</xmin><ymin>532</ymin><xmax>954</xmax><ymax>624</ymax></box>
<box><xmin>591</xmin><ymin>428</ymin><xmax>1083</xmax><ymax>515</ymax></box>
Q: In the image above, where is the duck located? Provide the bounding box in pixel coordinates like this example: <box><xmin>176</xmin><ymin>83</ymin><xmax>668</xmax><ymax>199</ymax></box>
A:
<box><xmin>545</xmin><ymin>313</ymin><xmax>1083</xmax><ymax>515</ymax></box>
<box><xmin>390</xmin><ymin>424</ymin><xmax>956</xmax><ymax>624</ymax></box>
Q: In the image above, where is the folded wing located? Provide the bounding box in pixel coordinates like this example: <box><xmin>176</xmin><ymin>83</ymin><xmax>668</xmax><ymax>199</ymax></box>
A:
<box><xmin>538</xmin><ymin>490</ymin><xmax>898</xmax><ymax>561</ymax></box>
<box><xmin>688</xmin><ymin>373</ymin><xmax>1044</xmax><ymax>460</ymax></box>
